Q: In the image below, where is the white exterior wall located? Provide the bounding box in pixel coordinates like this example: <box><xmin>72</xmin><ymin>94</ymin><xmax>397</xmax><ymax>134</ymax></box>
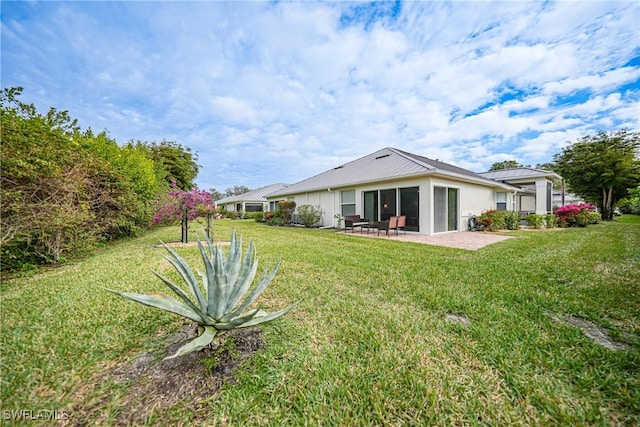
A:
<box><xmin>520</xmin><ymin>196</ymin><xmax>536</xmax><ymax>212</ymax></box>
<box><xmin>269</xmin><ymin>177</ymin><xmax>506</xmax><ymax>235</ymax></box>
<box><xmin>535</xmin><ymin>179</ymin><xmax>548</xmax><ymax>214</ymax></box>
<box><xmin>429</xmin><ymin>178</ymin><xmax>496</xmax><ymax>234</ymax></box>
<box><xmin>293</xmin><ymin>191</ymin><xmax>335</xmax><ymax>227</ymax></box>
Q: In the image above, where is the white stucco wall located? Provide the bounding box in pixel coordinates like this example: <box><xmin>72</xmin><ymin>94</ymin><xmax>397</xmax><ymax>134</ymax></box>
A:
<box><xmin>429</xmin><ymin>178</ymin><xmax>497</xmax><ymax>234</ymax></box>
<box><xmin>520</xmin><ymin>195</ymin><xmax>536</xmax><ymax>212</ymax></box>
<box><xmin>269</xmin><ymin>176</ymin><xmax>506</xmax><ymax>235</ymax></box>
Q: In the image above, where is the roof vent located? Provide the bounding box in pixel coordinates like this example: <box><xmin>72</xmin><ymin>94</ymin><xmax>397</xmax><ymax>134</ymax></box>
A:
<box><xmin>375</xmin><ymin>154</ymin><xmax>390</xmax><ymax>160</ymax></box>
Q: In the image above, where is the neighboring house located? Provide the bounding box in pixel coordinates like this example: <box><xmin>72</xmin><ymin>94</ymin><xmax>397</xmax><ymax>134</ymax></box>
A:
<box><xmin>552</xmin><ymin>190</ymin><xmax>584</xmax><ymax>209</ymax></box>
<box><xmin>478</xmin><ymin>168</ymin><xmax>563</xmax><ymax>216</ymax></box>
<box><xmin>267</xmin><ymin>147</ymin><xmax>530</xmax><ymax>235</ymax></box>
<box><xmin>216</xmin><ymin>183</ymin><xmax>289</xmax><ymax>213</ymax></box>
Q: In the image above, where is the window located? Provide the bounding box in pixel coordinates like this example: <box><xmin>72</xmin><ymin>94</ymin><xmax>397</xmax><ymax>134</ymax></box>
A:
<box><xmin>341</xmin><ymin>190</ymin><xmax>355</xmax><ymax>216</ymax></box>
<box><xmin>245</xmin><ymin>203</ymin><xmax>263</xmax><ymax>212</ymax></box>
<box><xmin>496</xmin><ymin>192</ymin><xmax>507</xmax><ymax>210</ymax></box>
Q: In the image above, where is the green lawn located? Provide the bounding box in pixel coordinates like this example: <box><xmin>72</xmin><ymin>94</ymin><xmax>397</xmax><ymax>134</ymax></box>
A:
<box><xmin>2</xmin><ymin>218</ymin><xmax>639</xmax><ymax>425</ymax></box>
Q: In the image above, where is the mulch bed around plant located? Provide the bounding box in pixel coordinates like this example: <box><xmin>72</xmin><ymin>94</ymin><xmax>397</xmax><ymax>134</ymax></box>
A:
<box><xmin>71</xmin><ymin>325</ymin><xmax>265</xmax><ymax>425</ymax></box>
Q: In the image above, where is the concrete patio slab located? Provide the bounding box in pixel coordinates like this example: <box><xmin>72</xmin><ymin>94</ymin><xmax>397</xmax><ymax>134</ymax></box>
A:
<box><xmin>340</xmin><ymin>229</ymin><xmax>513</xmax><ymax>250</ymax></box>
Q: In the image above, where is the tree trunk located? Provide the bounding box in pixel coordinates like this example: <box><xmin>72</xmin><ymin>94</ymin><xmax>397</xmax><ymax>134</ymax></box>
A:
<box><xmin>206</xmin><ymin>213</ymin><xmax>212</xmax><ymax>240</ymax></box>
<box><xmin>601</xmin><ymin>187</ymin><xmax>614</xmax><ymax>221</ymax></box>
<box><xmin>181</xmin><ymin>208</ymin><xmax>188</xmax><ymax>243</ymax></box>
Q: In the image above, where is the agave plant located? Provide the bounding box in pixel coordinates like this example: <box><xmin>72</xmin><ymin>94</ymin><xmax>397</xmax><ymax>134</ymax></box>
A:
<box><xmin>104</xmin><ymin>230</ymin><xmax>298</xmax><ymax>359</ymax></box>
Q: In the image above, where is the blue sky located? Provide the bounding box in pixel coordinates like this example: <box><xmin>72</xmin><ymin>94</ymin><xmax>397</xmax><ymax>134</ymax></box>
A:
<box><xmin>2</xmin><ymin>1</ymin><xmax>639</xmax><ymax>193</ymax></box>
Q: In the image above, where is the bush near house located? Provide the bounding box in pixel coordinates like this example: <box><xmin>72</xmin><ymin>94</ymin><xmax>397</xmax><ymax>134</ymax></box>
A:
<box><xmin>554</xmin><ymin>203</ymin><xmax>597</xmax><ymax>228</ymax></box>
<box><xmin>545</xmin><ymin>213</ymin><xmax>558</xmax><ymax>228</ymax></box>
<box><xmin>478</xmin><ymin>210</ymin><xmax>522</xmax><ymax>231</ymax></box>
<box><xmin>526</xmin><ymin>214</ymin><xmax>545</xmax><ymax>229</ymax></box>
<box><xmin>251</xmin><ymin>211</ymin><xmax>265</xmax><ymax>222</ymax></box>
<box><xmin>477</xmin><ymin>209</ymin><xmax>506</xmax><ymax>231</ymax></box>
<box><xmin>297</xmin><ymin>204</ymin><xmax>324</xmax><ymax>228</ymax></box>
<box><xmin>277</xmin><ymin>201</ymin><xmax>296</xmax><ymax>224</ymax></box>
<box><xmin>503</xmin><ymin>210</ymin><xmax>521</xmax><ymax>230</ymax></box>
<box><xmin>265</xmin><ymin>210</ymin><xmax>287</xmax><ymax>226</ymax></box>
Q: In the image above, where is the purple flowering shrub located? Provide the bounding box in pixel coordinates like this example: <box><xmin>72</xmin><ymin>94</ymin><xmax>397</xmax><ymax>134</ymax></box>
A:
<box><xmin>153</xmin><ymin>182</ymin><xmax>213</xmax><ymax>225</ymax></box>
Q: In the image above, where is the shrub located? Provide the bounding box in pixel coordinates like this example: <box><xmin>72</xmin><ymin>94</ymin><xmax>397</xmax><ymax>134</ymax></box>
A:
<box><xmin>297</xmin><ymin>204</ymin><xmax>324</xmax><ymax>228</ymax></box>
<box><xmin>478</xmin><ymin>209</ymin><xmax>506</xmax><ymax>231</ymax></box>
<box><xmin>526</xmin><ymin>214</ymin><xmax>545</xmax><ymax>229</ymax></box>
<box><xmin>504</xmin><ymin>211</ymin><xmax>521</xmax><ymax>230</ymax></box>
<box><xmin>544</xmin><ymin>214</ymin><xmax>557</xmax><ymax>228</ymax></box>
<box><xmin>104</xmin><ymin>230</ymin><xmax>299</xmax><ymax>359</ymax></box>
<box><xmin>277</xmin><ymin>201</ymin><xmax>296</xmax><ymax>224</ymax></box>
<box><xmin>266</xmin><ymin>210</ymin><xmax>287</xmax><ymax>226</ymax></box>
<box><xmin>553</xmin><ymin>203</ymin><xmax>597</xmax><ymax>227</ymax></box>
<box><xmin>587</xmin><ymin>211</ymin><xmax>601</xmax><ymax>225</ymax></box>
<box><xmin>252</xmin><ymin>212</ymin><xmax>265</xmax><ymax>222</ymax></box>
<box><xmin>618</xmin><ymin>188</ymin><xmax>640</xmax><ymax>214</ymax></box>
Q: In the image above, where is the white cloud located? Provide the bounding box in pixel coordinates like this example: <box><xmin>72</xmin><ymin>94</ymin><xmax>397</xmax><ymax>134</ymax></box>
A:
<box><xmin>1</xmin><ymin>0</ymin><xmax>638</xmax><ymax>191</ymax></box>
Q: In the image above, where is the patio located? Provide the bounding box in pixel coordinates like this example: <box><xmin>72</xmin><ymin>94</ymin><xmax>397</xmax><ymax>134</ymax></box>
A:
<box><xmin>340</xmin><ymin>229</ymin><xmax>514</xmax><ymax>250</ymax></box>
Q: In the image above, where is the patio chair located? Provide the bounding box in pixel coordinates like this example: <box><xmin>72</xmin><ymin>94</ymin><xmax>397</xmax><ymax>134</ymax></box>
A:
<box><xmin>377</xmin><ymin>216</ymin><xmax>398</xmax><ymax>237</ymax></box>
<box><xmin>397</xmin><ymin>215</ymin><xmax>407</xmax><ymax>234</ymax></box>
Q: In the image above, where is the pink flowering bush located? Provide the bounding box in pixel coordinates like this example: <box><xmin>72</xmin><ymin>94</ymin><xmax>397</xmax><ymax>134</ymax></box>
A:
<box><xmin>153</xmin><ymin>182</ymin><xmax>213</xmax><ymax>242</ymax></box>
<box><xmin>553</xmin><ymin>203</ymin><xmax>596</xmax><ymax>227</ymax></box>
<box><xmin>153</xmin><ymin>182</ymin><xmax>212</xmax><ymax>225</ymax></box>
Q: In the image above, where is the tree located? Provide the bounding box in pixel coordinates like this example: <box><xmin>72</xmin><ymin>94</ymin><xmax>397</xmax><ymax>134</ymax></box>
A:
<box><xmin>223</xmin><ymin>186</ymin><xmax>250</xmax><ymax>198</ymax></box>
<box><xmin>1</xmin><ymin>87</ymin><xmax>165</xmax><ymax>270</ymax></box>
<box><xmin>489</xmin><ymin>160</ymin><xmax>523</xmax><ymax>171</ymax></box>
<box><xmin>153</xmin><ymin>184</ymin><xmax>213</xmax><ymax>243</ymax></box>
<box><xmin>553</xmin><ymin>129</ymin><xmax>640</xmax><ymax>221</ymax></box>
<box><xmin>209</xmin><ymin>188</ymin><xmax>223</xmax><ymax>201</ymax></box>
<box><xmin>137</xmin><ymin>140</ymin><xmax>200</xmax><ymax>190</ymax></box>
<box><xmin>617</xmin><ymin>186</ymin><xmax>640</xmax><ymax>214</ymax></box>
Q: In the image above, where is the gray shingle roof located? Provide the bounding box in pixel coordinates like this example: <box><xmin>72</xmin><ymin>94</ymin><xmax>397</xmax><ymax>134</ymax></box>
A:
<box><xmin>215</xmin><ymin>183</ymin><xmax>289</xmax><ymax>204</ymax></box>
<box><xmin>268</xmin><ymin>147</ymin><xmax>516</xmax><ymax>197</ymax></box>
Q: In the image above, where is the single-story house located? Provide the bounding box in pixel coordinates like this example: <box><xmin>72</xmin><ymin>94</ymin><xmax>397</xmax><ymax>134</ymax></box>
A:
<box><xmin>266</xmin><ymin>147</ymin><xmax>563</xmax><ymax>235</ymax></box>
<box><xmin>216</xmin><ymin>183</ymin><xmax>289</xmax><ymax>213</ymax></box>
<box><xmin>478</xmin><ymin>168</ymin><xmax>563</xmax><ymax>216</ymax></box>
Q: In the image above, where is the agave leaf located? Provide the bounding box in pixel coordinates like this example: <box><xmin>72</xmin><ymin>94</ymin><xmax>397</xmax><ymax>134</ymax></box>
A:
<box><xmin>224</xmin><ymin>240</ymin><xmax>257</xmax><ymax>313</ymax></box>
<box><xmin>159</xmin><ymin>241</ymin><xmax>207</xmax><ymax>312</ymax></box>
<box><xmin>204</xmin><ymin>231</ymin><xmax>216</xmax><ymax>259</ymax></box>
<box><xmin>214</xmin><ymin>307</ymin><xmax>262</xmax><ymax>330</ymax></box>
<box><xmin>238</xmin><ymin>301</ymin><xmax>300</xmax><ymax>328</ymax></box>
<box><xmin>225</xmin><ymin>230</ymin><xmax>243</xmax><ymax>290</ymax></box>
<box><xmin>195</xmin><ymin>236</ymin><xmax>218</xmax><ymax>315</ymax></box>
<box><xmin>209</xmin><ymin>244</ymin><xmax>229</xmax><ymax>319</ymax></box>
<box><xmin>165</xmin><ymin>325</ymin><xmax>218</xmax><ymax>360</ymax></box>
<box><xmin>229</xmin><ymin>259</ymin><xmax>281</xmax><ymax>319</ymax></box>
<box><xmin>102</xmin><ymin>287</ymin><xmax>208</xmax><ymax>324</ymax></box>
<box><xmin>151</xmin><ymin>270</ymin><xmax>208</xmax><ymax>319</ymax></box>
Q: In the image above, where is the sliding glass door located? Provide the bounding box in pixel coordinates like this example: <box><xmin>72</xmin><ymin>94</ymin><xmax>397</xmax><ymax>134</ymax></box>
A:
<box><xmin>434</xmin><ymin>186</ymin><xmax>458</xmax><ymax>233</ymax></box>
<box><xmin>363</xmin><ymin>191</ymin><xmax>378</xmax><ymax>223</ymax></box>
<box><xmin>400</xmin><ymin>187</ymin><xmax>419</xmax><ymax>231</ymax></box>
<box><xmin>363</xmin><ymin>187</ymin><xmax>420</xmax><ymax>231</ymax></box>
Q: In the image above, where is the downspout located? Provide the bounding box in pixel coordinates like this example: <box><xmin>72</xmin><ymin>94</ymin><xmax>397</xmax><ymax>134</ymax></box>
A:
<box><xmin>327</xmin><ymin>188</ymin><xmax>334</xmax><ymax>227</ymax></box>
